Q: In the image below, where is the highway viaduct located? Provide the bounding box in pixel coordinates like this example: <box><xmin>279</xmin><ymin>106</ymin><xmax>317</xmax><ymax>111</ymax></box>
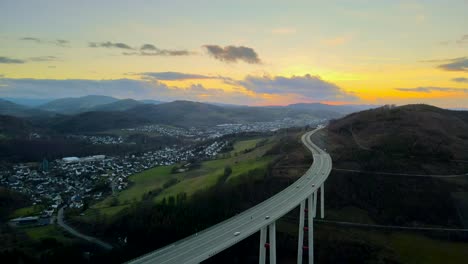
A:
<box><xmin>128</xmin><ymin>127</ymin><xmax>332</xmax><ymax>264</ymax></box>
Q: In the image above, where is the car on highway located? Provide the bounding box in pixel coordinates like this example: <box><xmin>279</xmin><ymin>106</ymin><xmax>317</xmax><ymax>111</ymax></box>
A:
<box><xmin>265</xmin><ymin>215</ymin><xmax>270</xmax><ymax>219</ymax></box>
<box><xmin>234</xmin><ymin>232</ymin><xmax>240</xmax><ymax>236</ymax></box>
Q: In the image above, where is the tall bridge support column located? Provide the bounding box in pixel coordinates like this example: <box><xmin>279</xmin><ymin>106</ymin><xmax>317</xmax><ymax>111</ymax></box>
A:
<box><xmin>259</xmin><ymin>222</ymin><xmax>277</xmax><ymax>264</ymax></box>
<box><xmin>313</xmin><ymin>190</ymin><xmax>317</xmax><ymax>218</ymax></box>
<box><xmin>320</xmin><ymin>183</ymin><xmax>325</xmax><ymax>219</ymax></box>
<box><xmin>297</xmin><ymin>201</ymin><xmax>305</xmax><ymax>263</ymax></box>
<box><xmin>269</xmin><ymin>222</ymin><xmax>277</xmax><ymax>264</ymax></box>
<box><xmin>307</xmin><ymin>193</ymin><xmax>314</xmax><ymax>264</ymax></box>
<box><xmin>259</xmin><ymin>226</ymin><xmax>267</xmax><ymax>264</ymax></box>
<box><xmin>297</xmin><ymin>192</ymin><xmax>316</xmax><ymax>264</ymax></box>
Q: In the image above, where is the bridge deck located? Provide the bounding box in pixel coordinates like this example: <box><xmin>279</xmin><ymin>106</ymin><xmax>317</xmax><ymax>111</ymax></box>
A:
<box><xmin>128</xmin><ymin>128</ymin><xmax>332</xmax><ymax>264</ymax></box>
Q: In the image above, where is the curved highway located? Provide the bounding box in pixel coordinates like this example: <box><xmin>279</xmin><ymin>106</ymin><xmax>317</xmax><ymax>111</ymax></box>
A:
<box><xmin>128</xmin><ymin>127</ymin><xmax>332</xmax><ymax>264</ymax></box>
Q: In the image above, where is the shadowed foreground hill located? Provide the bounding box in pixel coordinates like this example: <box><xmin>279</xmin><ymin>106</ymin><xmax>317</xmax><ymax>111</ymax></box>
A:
<box><xmin>328</xmin><ymin>104</ymin><xmax>468</xmax><ymax>169</ymax></box>
<box><xmin>0</xmin><ymin>115</ymin><xmax>34</xmax><ymax>137</ymax></box>
<box><xmin>319</xmin><ymin>104</ymin><xmax>468</xmax><ymax>226</ymax></box>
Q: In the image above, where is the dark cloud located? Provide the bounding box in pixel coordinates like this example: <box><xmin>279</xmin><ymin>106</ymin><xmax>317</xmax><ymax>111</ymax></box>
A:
<box><xmin>203</xmin><ymin>45</ymin><xmax>261</xmax><ymax>64</ymax></box>
<box><xmin>395</xmin><ymin>87</ymin><xmax>468</xmax><ymax>93</ymax></box>
<box><xmin>89</xmin><ymin>41</ymin><xmax>134</xmax><ymax>50</ymax></box>
<box><xmin>238</xmin><ymin>74</ymin><xmax>358</xmax><ymax>101</ymax></box>
<box><xmin>141</xmin><ymin>50</ymin><xmax>191</xmax><ymax>56</ymax></box>
<box><xmin>20</xmin><ymin>37</ymin><xmax>41</xmax><ymax>43</ymax></box>
<box><xmin>89</xmin><ymin>42</ymin><xmax>192</xmax><ymax>56</ymax></box>
<box><xmin>0</xmin><ymin>78</ymin><xmax>260</xmax><ymax>104</ymax></box>
<box><xmin>435</xmin><ymin>57</ymin><xmax>468</xmax><ymax>72</ymax></box>
<box><xmin>141</xmin><ymin>44</ymin><xmax>158</xmax><ymax>51</ymax></box>
<box><xmin>20</xmin><ymin>37</ymin><xmax>70</xmax><ymax>47</ymax></box>
<box><xmin>54</xmin><ymin>39</ymin><xmax>69</xmax><ymax>47</ymax></box>
<box><xmin>0</xmin><ymin>56</ymin><xmax>25</xmax><ymax>64</ymax></box>
<box><xmin>29</xmin><ymin>56</ymin><xmax>58</xmax><ymax>62</ymax></box>
<box><xmin>452</xmin><ymin>77</ymin><xmax>468</xmax><ymax>83</ymax></box>
<box><xmin>124</xmin><ymin>50</ymin><xmax>192</xmax><ymax>57</ymax></box>
<box><xmin>141</xmin><ymin>72</ymin><xmax>214</xmax><ymax>80</ymax></box>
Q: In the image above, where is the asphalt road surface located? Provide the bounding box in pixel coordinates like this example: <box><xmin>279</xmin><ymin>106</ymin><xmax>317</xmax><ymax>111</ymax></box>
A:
<box><xmin>57</xmin><ymin>206</ymin><xmax>113</xmax><ymax>250</ymax></box>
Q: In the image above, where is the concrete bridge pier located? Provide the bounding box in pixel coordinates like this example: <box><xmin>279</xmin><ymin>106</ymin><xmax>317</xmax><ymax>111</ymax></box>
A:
<box><xmin>259</xmin><ymin>222</ymin><xmax>277</xmax><ymax>264</ymax></box>
<box><xmin>297</xmin><ymin>192</ymin><xmax>316</xmax><ymax>264</ymax></box>
<box><xmin>321</xmin><ymin>183</ymin><xmax>325</xmax><ymax>218</ymax></box>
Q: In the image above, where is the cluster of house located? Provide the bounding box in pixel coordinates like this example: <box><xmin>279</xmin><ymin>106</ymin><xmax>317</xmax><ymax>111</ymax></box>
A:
<box><xmin>1</xmin><ymin>139</ymin><xmax>230</xmax><ymax>223</ymax></box>
<box><xmin>121</xmin><ymin>118</ymin><xmax>324</xmax><ymax>141</ymax></box>
<box><xmin>210</xmin><ymin>118</ymin><xmax>326</xmax><ymax>136</ymax></box>
<box><xmin>68</xmin><ymin>135</ymin><xmax>125</xmax><ymax>145</ymax></box>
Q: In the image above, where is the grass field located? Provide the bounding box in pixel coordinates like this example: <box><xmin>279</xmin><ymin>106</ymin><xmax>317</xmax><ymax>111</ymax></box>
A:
<box><xmin>390</xmin><ymin>232</ymin><xmax>468</xmax><ymax>263</ymax></box>
<box><xmin>317</xmin><ymin>224</ymin><xmax>468</xmax><ymax>263</ymax></box>
<box><xmin>93</xmin><ymin>166</ymin><xmax>177</xmax><ymax>208</ymax></box>
<box><xmin>325</xmin><ymin>206</ymin><xmax>376</xmax><ymax>224</ymax></box>
<box><xmin>89</xmin><ymin>137</ymin><xmax>276</xmax><ymax>216</ymax></box>
<box><xmin>10</xmin><ymin>205</ymin><xmax>45</xmax><ymax>219</ymax></box>
<box><xmin>23</xmin><ymin>225</ymin><xmax>75</xmax><ymax>244</ymax></box>
<box><xmin>278</xmin><ymin>219</ymin><xmax>468</xmax><ymax>263</ymax></box>
<box><xmin>230</xmin><ymin>138</ymin><xmax>263</xmax><ymax>155</ymax></box>
<box><xmin>155</xmin><ymin>155</ymin><xmax>274</xmax><ymax>202</ymax></box>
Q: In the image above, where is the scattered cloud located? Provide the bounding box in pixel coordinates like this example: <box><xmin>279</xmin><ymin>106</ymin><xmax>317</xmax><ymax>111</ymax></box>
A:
<box><xmin>437</xmin><ymin>34</ymin><xmax>468</xmax><ymax>46</ymax></box>
<box><xmin>131</xmin><ymin>50</ymin><xmax>192</xmax><ymax>56</ymax></box>
<box><xmin>395</xmin><ymin>87</ymin><xmax>468</xmax><ymax>93</ymax></box>
<box><xmin>452</xmin><ymin>77</ymin><xmax>468</xmax><ymax>83</ymax></box>
<box><xmin>238</xmin><ymin>74</ymin><xmax>358</xmax><ymax>101</ymax></box>
<box><xmin>0</xmin><ymin>55</ymin><xmax>59</xmax><ymax>64</ymax></box>
<box><xmin>29</xmin><ymin>56</ymin><xmax>58</xmax><ymax>62</ymax></box>
<box><xmin>89</xmin><ymin>42</ymin><xmax>192</xmax><ymax>56</ymax></box>
<box><xmin>0</xmin><ymin>78</ymin><xmax>261</xmax><ymax>105</ymax></box>
<box><xmin>141</xmin><ymin>44</ymin><xmax>157</xmax><ymax>51</ymax></box>
<box><xmin>0</xmin><ymin>74</ymin><xmax>359</xmax><ymax>104</ymax></box>
<box><xmin>436</xmin><ymin>57</ymin><xmax>468</xmax><ymax>72</ymax></box>
<box><xmin>456</xmin><ymin>34</ymin><xmax>468</xmax><ymax>45</ymax></box>
<box><xmin>203</xmin><ymin>45</ymin><xmax>261</xmax><ymax>64</ymax></box>
<box><xmin>123</xmin><ymin>50</ymin><xmax>192</xmax><ymax>56</ymax></box>
<box><xmin>271</xmin><ymin>27</ymin><xmax>297</xmax><ymax>35</ymax></box>
<box><xmin>20</xmin><ymin>37</ymin><xmax>41</xmax><ymax>43</ymax></box>
<box><xmin>140</xmin><ymin>72</ymin><xmax>214</xmax><ymax>80</ymax></box>
<box><xmin>0</xmin><ymin>56</ymin><xmax>25</xmax><ymax>64</ymax></box>
<box><xmin>54</xmin><ymin>39</ymin><xmax>69</xmax><ymax>47</ymax></box>
<box><xmin>20</xmin><ymin>37</ymin><xmax>70</xmax><ymax>47</ymax></box>
<box><xmin>89</xmin><ymin>41</ymin><xmax>134</xmax><ymax>50</ymax></box>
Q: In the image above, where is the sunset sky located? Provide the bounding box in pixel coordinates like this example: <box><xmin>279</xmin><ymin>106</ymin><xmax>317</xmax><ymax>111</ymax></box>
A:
<box><xmin>1</xmin><ymin>0</ymin><xmax>467</xmax><ymax>107</ymax></box>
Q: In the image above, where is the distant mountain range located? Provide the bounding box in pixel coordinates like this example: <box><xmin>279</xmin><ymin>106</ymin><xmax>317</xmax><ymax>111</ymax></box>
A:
<box><xmin>47</xmin><ymin>100</ymin><xmax>342</xmax><ymax>132</ymax></box>
<box><xmin>36</xmin><ymin>95</ymin><xmax>121</xmax><ymax>114</ymax></box>
<box><xmin>0</xmin><ymin>95</ymin><xmax>165</xmax><ymax>116</ymax></box>
<box><xmin>0</xmin><ymin>99</ymin><xmax>55</xmax><ymax>118</ymax></box>
<box><xmin>0</xmin><ymin>95</ymin><xmax>379</xmax><ymax>133</ymax></box>
<box><xmin>0</xmin><ymin>95</ymin><xmax>372</xmax><ymax>117</ymax></box>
